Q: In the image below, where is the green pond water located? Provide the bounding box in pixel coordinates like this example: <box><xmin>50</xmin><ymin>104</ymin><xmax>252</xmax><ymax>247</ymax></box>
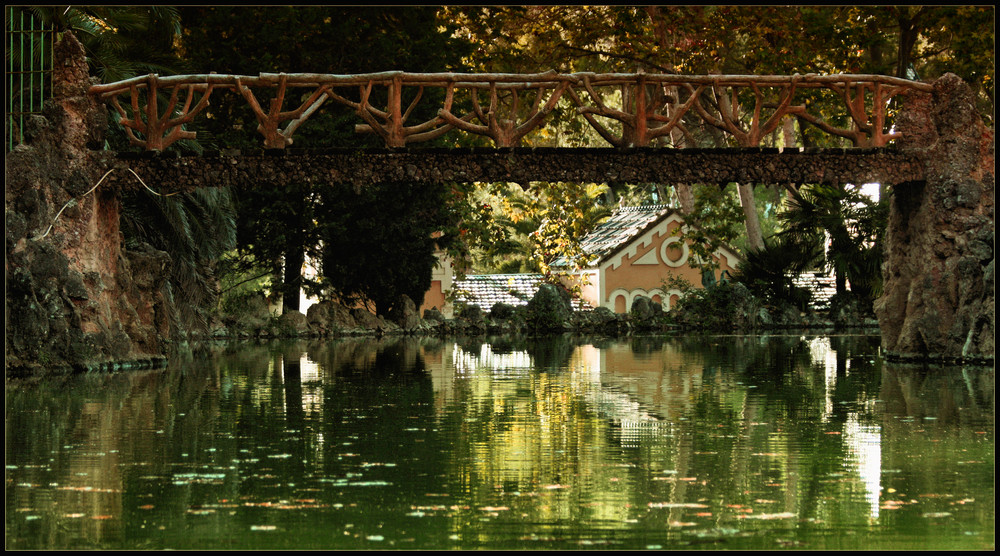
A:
<box><xmin>5</xmin><ymin>334</ymin><xmax>994</xmax><ymax>550</ymax></box>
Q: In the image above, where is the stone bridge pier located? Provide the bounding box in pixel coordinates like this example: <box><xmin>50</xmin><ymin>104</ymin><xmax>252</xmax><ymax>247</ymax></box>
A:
<box><xmin>875</xmin><ymin>73</ymin><xmax>994</xmax><ymax>364</ymax></box>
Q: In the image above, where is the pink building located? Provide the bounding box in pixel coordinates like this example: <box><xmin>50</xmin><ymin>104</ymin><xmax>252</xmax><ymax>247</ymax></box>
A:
<box><xmin>557</xmin><ymin>205</ymin><xmax>743</xmax><ymax>313</ymax></box>
<box><xmin>421</xmin><ymin>205</ymin><xmax>744</xmax><ymax>316</ymax></box>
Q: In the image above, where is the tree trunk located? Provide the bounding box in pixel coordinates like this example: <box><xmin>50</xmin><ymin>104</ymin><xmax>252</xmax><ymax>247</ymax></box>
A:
<box><xmin>783</xmin><ymin>117</ymin><xmax>796</xmax><ymax>148</ymax></box>
<box><xmin>783</xmin><ymin>117</ymin><xmax>798</xmax><ymax>201</ymax></box>
<box><xmin>666</xmin><ymin>102</ymin><xmax>695</xmax><ymax>214</ymax></box>
<box><xmin>895</xmin><ymin>7</ymin><xmax>927</xmax><ymax>78</ymax></box>
<box><xmin>834</xmin><ymin>267</ymin><xmax>847</xmax><ymax>295</ymax></box>
<box><xmin>282</xmin><ymin>238</ymin><xmax>304</xmax><ymax>313</ymax></box>
<box><xmin>736</xmin><ymin>182</ymin><xmax>765</xmax><ymax>252</ymax></box>
<box><xmin>655</xmin><ymin>183</ymin><xmax>670</xmax><ymax>206</ymax></box>
<box><xmin>675</xmin><ymin>184</ymin><xmax>695</xmax><ymax>214</ymax></box>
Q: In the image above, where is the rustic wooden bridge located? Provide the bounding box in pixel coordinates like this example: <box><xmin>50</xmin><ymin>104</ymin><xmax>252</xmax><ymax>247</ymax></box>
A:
<box><xmin>89</xmin><ymin>71</ymin><xmax>933</xmax><ymax>151</ymax></box>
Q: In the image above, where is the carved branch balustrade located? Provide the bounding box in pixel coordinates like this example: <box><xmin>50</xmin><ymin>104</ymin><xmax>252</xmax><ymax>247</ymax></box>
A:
<box><xmin>89</xmin><ymin>71</ymin><xmax>932</xmax><ymax>151</ymax></box>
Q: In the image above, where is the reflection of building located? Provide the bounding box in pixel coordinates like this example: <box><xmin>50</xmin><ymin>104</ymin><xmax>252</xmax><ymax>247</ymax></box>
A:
<box><xmin>809</xmin><ymin>337</ymin><xmax>882</xmax><ymax>520</ymax></box>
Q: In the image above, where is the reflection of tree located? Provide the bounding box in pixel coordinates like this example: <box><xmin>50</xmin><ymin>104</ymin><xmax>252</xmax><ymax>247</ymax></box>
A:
<box><xmin>6</xmin><ymin>336</ymin><xmax>992</xmax><ymax>548</ymax></box>
<box><xmin>6</xmin><ymin>350</ymin><xmax>226</xmax><ymax>548</ymax></box>
<box><xmin>523</xmin><ymin>336</ymin><xmax>577</xmax><ymax>371</ymax></box>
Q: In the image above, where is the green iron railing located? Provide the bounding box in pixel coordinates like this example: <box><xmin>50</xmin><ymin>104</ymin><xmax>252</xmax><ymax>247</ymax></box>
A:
<box><xmin>6</xmin><ymin>7</ymin><xmax>54</xmax><ymax>151</ymax></box>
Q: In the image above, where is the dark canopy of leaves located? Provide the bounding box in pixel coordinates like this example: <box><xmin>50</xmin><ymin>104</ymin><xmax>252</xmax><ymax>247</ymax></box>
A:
<box><xmin>316</xmin><ymin>181</ymin><xmax>460</xmax><ymax>315</ymax></box>
<box><xmin>178</xmin><ymin>6</ymin><xmax>474</xmax><ymax>149</ymax></box>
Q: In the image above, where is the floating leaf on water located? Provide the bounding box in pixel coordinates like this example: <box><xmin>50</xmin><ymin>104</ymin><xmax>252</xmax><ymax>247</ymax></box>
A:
<box><xmin>736</xmin><ymin>512</ymin><xmax>797</xmax><ymax>520</ymax></box>
<box><xmin>367</xmin><ymin>535</ymin><xmax>385</xmax><ymax>541</ymax></box>
<box><xmin>348</xmin><ymin>481</ymin><xmax>392</xmax><ymax>487</ymax></box>
<box><xmin>251</xmin><ymin>525</ymin><xmax>277</xmax><ymax>531</ymax></box>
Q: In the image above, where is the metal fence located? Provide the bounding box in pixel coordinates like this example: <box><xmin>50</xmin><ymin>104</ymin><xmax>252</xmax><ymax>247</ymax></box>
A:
<box><xmin>6</xmin><ymin>7</ymin><xmax>54</xmax><ymax>151</ymax></box>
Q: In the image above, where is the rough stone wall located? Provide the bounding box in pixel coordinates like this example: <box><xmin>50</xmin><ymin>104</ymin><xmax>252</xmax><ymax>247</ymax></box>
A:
<box><xmin>100</xmin><ymin>147</ymin><xmax>924</xmax><ymax>192</ymax></box>
<box><xmin>875</xmin><ymin>73</ymin><xmax>994</xmax><ymax>363</ymax></box>
<box><xmin>5</xmin><ymin>33</ymin><xmax>171</xmax><ymax>375</ymax></box>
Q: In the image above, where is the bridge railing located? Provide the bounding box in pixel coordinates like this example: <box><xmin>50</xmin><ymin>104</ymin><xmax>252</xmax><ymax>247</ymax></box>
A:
<box><xmin>88</xmin><ymin>71</ymin><xmax>933</xmax><ymax>151</ymax></box>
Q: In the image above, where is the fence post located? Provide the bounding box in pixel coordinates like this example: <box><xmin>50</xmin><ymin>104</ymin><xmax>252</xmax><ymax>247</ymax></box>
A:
<box><xmin>5</xmin><ymin>7</ymin><xmax>54</xmax><ymax>151</ymax></box>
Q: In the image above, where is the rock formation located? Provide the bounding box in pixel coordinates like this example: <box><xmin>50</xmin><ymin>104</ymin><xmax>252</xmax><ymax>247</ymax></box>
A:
<box><xmin>6</xmin><ymin>33</ymin><xmax>169</xmax><ymax>375</ymax></box>
<box><xmin>876</xmin><ymin>73</ymin><xmax>994</xmax><ymax>363</ymax></box>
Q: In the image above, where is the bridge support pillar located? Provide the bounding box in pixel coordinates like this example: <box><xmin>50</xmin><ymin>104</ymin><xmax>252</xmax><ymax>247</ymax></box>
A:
<box><xmin>875</xmin><ymin>73</ymin><xmax>994</xmax><ymax>364</ymax></box>
<box><xmin>5</xmin><ymin>32</ymin><xmax>171</xmax><ymax>375</ymax></box>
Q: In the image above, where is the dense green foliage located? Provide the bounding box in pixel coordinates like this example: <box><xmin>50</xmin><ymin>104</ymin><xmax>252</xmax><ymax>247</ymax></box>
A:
<box><xmin>668</xmin><ymin>281</ymin><xmax>763</xmax><ymax>331</ymax></box>
<box><xmin>313</xmin><ymin>181</ymin><xmax>462</xmax><ymax>315</ymax></box>
<box><xmin>177</xmin><ymin>6</ymin><xmax>473</xmax><ymax>151</ymax></box>
<box><xmin>733</xmin><ymin>235</ymin><xmax>822</xmax><ymax>311</ymax></box>
<box><xmin>20</xmin><ymin>6</ymin><xmax>186</xmax><ymax>83</ymax></box>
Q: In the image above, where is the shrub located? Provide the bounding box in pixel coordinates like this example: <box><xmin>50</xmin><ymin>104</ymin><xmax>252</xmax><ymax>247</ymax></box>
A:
<box><xmin>670</xmin><ymin>281</ymin><xmax>763</xmax><ymax>331</ymax></box>
<box><xmin>490</xmin><ymin>302</ymin><xmax>517</xmax><ymax>321</ymax></box>
<box><xmin>526</xmin><ymin>283</ymin><xmax>572</xmax><ymax>331</ymax></box>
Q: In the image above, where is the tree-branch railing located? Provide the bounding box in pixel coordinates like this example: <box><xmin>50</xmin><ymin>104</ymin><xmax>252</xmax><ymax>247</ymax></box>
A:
<box><xmin>89</xmin><ymin>71</ymin><xmax>933</xmax><ymax>151</ymax></box>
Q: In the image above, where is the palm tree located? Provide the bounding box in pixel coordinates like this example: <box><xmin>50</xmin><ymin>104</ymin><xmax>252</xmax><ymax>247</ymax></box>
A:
<box><xmin>777</xmin><ymin>183</ymin><xmax>888</xmax><ymax>302</ymax></box>
<box><xmin>120</xmin><ymin>186</ymin><xmax>238</xmax><ymax>329</ymax></box>
<box><xmin>28</xmin><ymin>6</ymin><xmax>185</xmax><ymax>83</ymax></box>
<box><xmin>733</xmin><ymin>234</ymin><xmax>823</xmax><ymax>310</ymax></box>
